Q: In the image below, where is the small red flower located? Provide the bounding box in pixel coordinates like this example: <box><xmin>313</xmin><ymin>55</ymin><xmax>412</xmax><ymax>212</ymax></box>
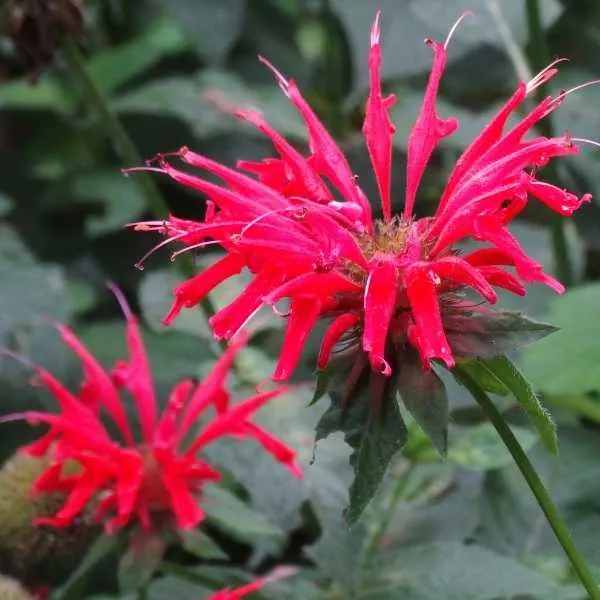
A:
<box><xmin>14</xmin><ymin>285</ymin><xmax>300</xmax><ymax>533</ymax></box>
<box><xmin>131</xmin><ymin>12</ymin><xmax>591</xmax><ymax>378</ymax></box>
<box><xmin>207</xmin><ymin>566</ymin><xmax>298</xmax><ymax>600</ymax></box>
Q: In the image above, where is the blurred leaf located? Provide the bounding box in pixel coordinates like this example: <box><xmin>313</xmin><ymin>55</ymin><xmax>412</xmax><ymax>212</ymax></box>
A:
<box><xmin>69</xmin><ymin>171</ymin><xmax>146</xmax><ymax>236</ymax></box>
<box><xmin>522</xmin><ymin>283</ymin><xmax>600</xmax><ymax>395</ymax></box>
<box><xmin>178</xmin><ymin>530</ymin><xmax>227</xmax><ymax>560</ymax></box>
<box><xmin>202</xmin><ymin>484</ymin><xmax>284</xmax><ymax>543</ymax></box>
<box><xmin>88</xmin><ymin>19</ymin><xmax>190</xmax><ymax>95</ymax></box>
<box><xmin>147</xmin><ymin>575</ymin><xmax>211</xmax><ymax>600</ymax></box>
<box><xmin>0</xmin><ymin>76</ymin><xmax>73</xmax><ymax>112</ymax></box>
<box><xmin>331</xmin><ymin>0</ymin><xmax>561</xmax><ymax>92</ymax></box>
<box><xmin>475</xmin><ymin>356</ymin><xmax>558</xmax><ymax>454</ymax></box>
<box><xmin>115</xmin><ymin>70</ymin><xmax>306</xmax><ymax>140</ymax></box>
<box><xmin>65</xmin><ymin>279</ymin><xmax>97</xmax><ymax>316</ymax></box>
<box><xmin>78</xmin><ymin>320</ymin><xmax>214</xmax><ymax>388</ymax></box>
<box><xmin>363</xmin><ymin>541</ymin><xmax>564</xmax><ymax>599</ymax></box>
<box><xmin>0</xmin><ymin>192</ymin><xmax>12</xmax><ymax>216</ymax></box>
<box><xmin>156</xmin><ymin>0</ymin><xmax>247</xmax><ymax>63</ymax></box>
<box><xmin>118</xmin><ymin>532</ymin><xmax>166</xmax><ymax>594</ymax></box>
<box><xmin>398</xmin><ymin>351</ymin><xmax>448</xmax><ymax>455</ymax></box>
<box><xmin>448</xmin><ymin>423</ymin><xmax>538</xmax><ymax>470</ymax></box>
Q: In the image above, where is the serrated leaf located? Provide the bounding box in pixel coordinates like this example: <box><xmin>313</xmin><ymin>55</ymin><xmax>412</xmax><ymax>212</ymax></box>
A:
<box><xmin>316</xmin><ymin>367</ymin><xmax>407</xmax><ymax>524</ymax></box>
<box><xmin>444</xmin><ymin>310</ymin><xmax>558</xmax><ymax>359</ymax></box>
<box><xmin>479</xmin><ymin>356</ymin><xmax>558</xmax><ymax>454</ymax></box>
<box><xmin>398</xmin><ymin>351</ymin><xmax>448</xmax><ymax>455</ymax></box>
<box><xmin>449</xmin><ymin>423</ymin><xmax>538</xmax><ymax>470</ymax></box>
<box><xmin>118</xmin><ymin>532</ymin><xmax>165</xmax><ymax>594</ymax></box>
<box><xmin>203</xmin><ymin>484</ymin><xmax>284</xmax><ymax>542</ymax></box>
<box><xmin>309</xmin><ymin>368</ymin><xmax>333</xmax><ymax>406</ymax></box>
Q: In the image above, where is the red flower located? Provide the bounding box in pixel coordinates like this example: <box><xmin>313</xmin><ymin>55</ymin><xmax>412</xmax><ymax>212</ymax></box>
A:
<box><xmin>15</xmin><ymin>285</ymin><xmax>300</xmax><ymax>533</ymax></box>
<box><xmin>207</xmin><ymin>566</ymin><xmax>298</xmax><ymax>600</ymax></box>
<box><xmin>131</xmin><ymin>12</ymin><xmax>591</xmax><ymax>377</ymax></box>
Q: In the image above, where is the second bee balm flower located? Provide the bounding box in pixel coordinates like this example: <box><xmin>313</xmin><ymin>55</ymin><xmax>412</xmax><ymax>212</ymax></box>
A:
<box><xmin>133</xmin><ymin>13</ymin><xmax>590</xmax><ymax>380</ymax></box>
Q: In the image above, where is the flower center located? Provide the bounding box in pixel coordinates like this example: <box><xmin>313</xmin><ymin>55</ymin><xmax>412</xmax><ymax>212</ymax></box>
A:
<box><xmin>358</xmin><ymin>216</ymin><xmax>412</xmax><ymax>259</ymax></box>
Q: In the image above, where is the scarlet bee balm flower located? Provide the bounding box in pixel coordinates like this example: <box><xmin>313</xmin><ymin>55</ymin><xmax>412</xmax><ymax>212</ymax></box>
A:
<box><xmin>14</xmin><ymin>286</ymin><xmax>300</xmax><ymax>534</ymax></box>
<box><xmin>132</xmin><ymin>12</ymin><xmax>591</xmax><ymax>381</ymax></box>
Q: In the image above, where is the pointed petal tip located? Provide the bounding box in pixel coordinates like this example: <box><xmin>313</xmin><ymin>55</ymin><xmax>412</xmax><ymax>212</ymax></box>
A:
<box><xmin>370</xmin><ymin>10</ymin><xmax>382</xmax><ymax>46</ymax></box>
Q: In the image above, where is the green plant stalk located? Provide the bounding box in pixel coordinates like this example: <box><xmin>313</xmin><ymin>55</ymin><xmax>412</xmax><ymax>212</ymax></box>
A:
<box><xmin>455</xmin><ymin>365</ymin><xmax>600</xmax><ymax>600</ymax></box>
<box><xmin>525</xmin><ymin>0</ymin><xmax>573</xmax><ymax>286</ymax></box>
<box><xmin>61</xmin><ymin>38</ymin><xmax>220</xmax><ymax>326</ymax></box>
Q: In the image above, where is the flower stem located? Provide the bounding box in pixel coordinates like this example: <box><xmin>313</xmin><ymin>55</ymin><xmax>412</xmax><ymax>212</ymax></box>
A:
<box><xmin>455</xmin><ymin>365</ymin><xmax>600</xmax><ymax>599</ymax></box>
<box><xmin>525</xmin><ymin>0</ymin><xmax>573</xmax><ymax>286</ymax></box>
<box><xmin>60</xmin><ymin>38</ymin><xmax>219</xmax><ymax>325</ymax></box>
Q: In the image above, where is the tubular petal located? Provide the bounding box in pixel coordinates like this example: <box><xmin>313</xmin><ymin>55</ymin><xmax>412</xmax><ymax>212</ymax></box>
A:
<box><xmin>317</xmin><ymin>313</ymin><xmax>361</xmax><ymax>369</ymax></box>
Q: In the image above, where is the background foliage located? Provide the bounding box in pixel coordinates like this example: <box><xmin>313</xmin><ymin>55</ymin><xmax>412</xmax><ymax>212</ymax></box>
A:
<box><xmin>1</xmin><ymin>0</ymin><xmax>600</xmax><ymax>598</ymax></box>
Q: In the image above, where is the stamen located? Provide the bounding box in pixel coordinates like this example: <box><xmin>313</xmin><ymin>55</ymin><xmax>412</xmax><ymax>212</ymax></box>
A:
<box><xmin>572</xmin><ymin>137</ymin><xmax>600</xmax><ymax>150</ymax></box>
<box><xmin>240</xmin><ymin>206</ymin><xmax>301</xmax><ymax>238</ymax></box>
<box><xmin>258</xmin><ymin>55</ymin><xmax>290</xmax><ymax>93</ymax></box>
<box><xmin>169</xmin><ymin>239</ymin><xmax>223</xmax><ymax>261</ymax></box>
<box><xmin>106</xmin><ymin>281</ymin><xmax>134</xmax><ymax>321</ymax></box>
<box><xmin>0</xmin><ymin>348</ymin><xmax>36</xmax><ymax>370</ymax></box>
<box><xmin>121</xmin><ymin>166</ymin><xmax>165</xmax><ymax>176</ymax></box>
<box><xmin>556</xmin><ymin>79</ymin><xmax>600</xmax><ymax>101</ymax></box>
<box><xmin>526</xmin><ymin>58</ymin><xmax>568</xmax><ymax>94</ymax></box>
<box><xmin>444</xmin><ymin>11</ymin><xmax>472</xmax><ymax>50</ymax></box>
<box><xmin>134</xmin><ymin>231</ymin><xmax>200</xmax><ymax>270</ymax></box>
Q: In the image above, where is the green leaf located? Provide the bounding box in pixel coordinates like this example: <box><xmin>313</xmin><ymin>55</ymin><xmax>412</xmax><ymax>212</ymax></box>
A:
<box><xmin>156</xmin><ymin>0</ymin><xmax>247</xmax><ymax>63</ymax></box>
<box><xmin>478</xmin><ymin>356</ymin><xmax>558</xmax><ymax>454</ymax></box>
<box><xmin>316</xmin><ymin>365</ymin><xmax>408</xmax><ymax>524</ymax></box>
<box><xmin>115</xmin><ymin>70</ymin><xmax>306</xmax><ymax>140</ymax></box>
<box><xmin>87</xmin><ymin>19</ymin><xmax>190</xmax><ymax>95</ymax></box>
<box><xmin>202</xmin><ymin>484</ymin><xmax>284</xmax><ymax>543</ymax></box>
<box><xmin>444</xmin><ymin>310</ymin><xmax>558</xmax><ymax>359</ymax></box>
<box><xmin>364</xmin><ymin>541</ymin><xmax>564</xmax><ymax>600</ymax></box>
<box><xmin>177</xmin><ymin>530</ymin><xmax>228</xmax><ymax>560</ymax></box>
<box><xmin>455</xmin><ymin>359</ymin><xmax>510</xmax><ymax>396</ymax></box>
<box><xmin>0</xmin><ymin>76</ymin><xmax>73</xmax><ymax>113</ymax></box>
<box><xmin>0</xmin><ymin>192</ymin><xmax>12</xmax><ymax>216</ymax></box>
<box><xmin>449</xmin><ymin>423</ymin><xmax>538</xmax><ymax>470</ymax></box>
<box><xmin>68</xmin><ymin>171</ymin><xmax>146</xmax><ymax>236</ymax></box>
<box><xmin>53</xmin><ymin>534</ymin><xmax>123</xmax><ymax>600</ymax></box>
<box><xmin>147</xmin><ymin>574</ymin><xmax>211</xmax><ymax>600</ymax></box>
<box><xmin>118</xmin><ymin>532</ymin><xmax>166</xmax><ymax>594</ymax></box>
<box><xmin>522</xmin><ymin>282</ymin><xmax>600</xmax><ymax>396</ymax></box>
<box><xmin>398</xmin><ymin>351</ymin><xmax>448</xmax><ymax>455</ymax></box>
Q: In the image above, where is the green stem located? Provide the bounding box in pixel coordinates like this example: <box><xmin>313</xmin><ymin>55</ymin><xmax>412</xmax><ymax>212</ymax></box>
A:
<box><xmin>61</xmin><ymin>38</ymin><xmax>220</xmax><ymax>326</ymax></box>
<box><xmin>525</xmin><ymin>0</ymin><xmax>572</xmax><ymax>286</ymax></box>
<box><xmin>455</xmin><ymin>365</ymin><xmax>600</xmax><ymax>599</ymax></box>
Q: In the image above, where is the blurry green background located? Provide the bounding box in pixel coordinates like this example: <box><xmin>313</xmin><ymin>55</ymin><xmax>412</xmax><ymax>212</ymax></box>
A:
<box><xmin>2</xmin><ymin>1</ymin><xmax>600</xmax><ymax>599</ymax></box>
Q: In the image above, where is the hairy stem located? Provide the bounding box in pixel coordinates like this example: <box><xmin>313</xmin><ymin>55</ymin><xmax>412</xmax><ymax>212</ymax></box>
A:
<box><xmin>525</xmin><ymin>0</ymin><xmax>573</xmax><ymax>286</ymax></box>
<box><xmin>61</xmin><ymin>38</ymin><xmax>220</xmax><ymax>327</ymax></box>
<box><xmin>455</xmin><ymin>365</ymin><xmax>600</xmax><ymax>599</ymax></box>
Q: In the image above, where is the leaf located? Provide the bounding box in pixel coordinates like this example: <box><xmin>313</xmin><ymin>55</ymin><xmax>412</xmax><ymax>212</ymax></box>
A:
<box><xmin>53</xmin><ymin>534</ymin><xmax>123</xmax><ymax>600</ymax></box>
<box><xmin>202</xmin><ymin>484</ymin><xmax>284</xmax><ymax>543</ymax></box>
<box><xmin>456</xmin><ymin>359</ymin><xmax>509</xmax><ymax>396</ymax></box>
<box><xmin>0</xmin><ymin>75</ymin><xmax>73</xmax><ymax>113</ymax></box>
<box><xmin>177</xmin><ymin>530</ymin><xmax>227</xmax><ymax>560</ymax></box>
<box><xmin>68</xmin><ymin>171</ymin><xmax>146</xmax><ymax>236</ymax></box>
<box><xmin>364</xmin><ymin>541</ymin><xmax>564</xmax><ymax>600</ymax></box>
<box><xmin>398</xmin><ymin>351</ymin><xmax>449</xmax><ymax>455</ymax></box>
<box><xmin>87</xmin><ymin>19</ymin><xmax>190</xmax><ymax>95</ymax></box>
<box><xmin>449</xmin><ymin>423</ymin><xmax>538</xmax><ymax>470</ymax></box>
<box><xmin>316</xmin><ymin>365</ymin><xmax>408</xmax><ymax>524</ymax></box>
<box><xmin>444</xmin><ymin>310</ymin><xmax>558</xmax><ymax>359</ymax></box>
<box><xmin>522</xmin><ymin>283</ymin><xmax>600</xmax><ymax>396</ymax></box>
<box><xmin>0</xmin><ymin>192</ymin><xmax>12</xmax><ymax>216</ymax></box>
<box><xmin>118</xmin><ymin>532</ymin><xmax>166</xmax><ymax>594</ymax></box>
<box><xmin>330</xmin><ymin>0</ymin><xmax>562</xmax><ymax>92</ymax></box>
<box><xmin>147</xmin><ymin>575</ymin><xmax>211</xmax><ymax>600</ymax></box>
<box><xmin>156</xmin><ymin>0</ymin><xmax>247</xmax><ymax>63</ymax></box>
<box><xmin>115</xmin><ymin>70</ymin><xmax>306</xmax><ymax>140</ymax></box>
<box><xmin>479</xmin><ymin>356</ymin><xmax>558</xmax><ymax>454</ymax></box>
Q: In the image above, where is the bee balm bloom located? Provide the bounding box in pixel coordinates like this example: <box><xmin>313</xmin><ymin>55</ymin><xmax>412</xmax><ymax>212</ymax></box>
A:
<box><xmin>132</xmin><ymin>13</ymin><xmax>591</xmax><ymax>380</ymax></box>
<box><xmin>12</xmin><ymin>286</ymin><xmax>299</xmax><ymax>533</ymax></box>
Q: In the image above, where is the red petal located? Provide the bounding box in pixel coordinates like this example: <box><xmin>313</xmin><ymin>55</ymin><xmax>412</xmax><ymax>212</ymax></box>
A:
<box><xmin>363</xmin><ymin>259</ymin><xmax>398</xmax><ymax>375</ymax></box>
<box><xmin>363</xmin><ymin>12</ymin><xmax>396</xmax><ymax>221</ymax></box>
<box><xmin>273</xmin><ymin>297</ymin><xmax>322</xmax><ymax>380</ymax></box>
<box><xmin>317</xmin><ymin>313</ymin><xmax>360</xmax><ymax>369</ymax></box>
<box><xmin>432</xmin><ymin>256</ymin><xmax>498</xmax><ymax>303</ymax></box>
<box><xmin>404</xmin><ymin>40</ymin><xmax>458</xmax><ymax>218</ymax></box>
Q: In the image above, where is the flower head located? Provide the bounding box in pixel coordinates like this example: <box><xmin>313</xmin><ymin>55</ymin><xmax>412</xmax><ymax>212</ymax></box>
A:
<box><xmin>12</xmin><ymin>286</ymin><xmax>300</xmax><ymax>533</ymax></box>
<box><xmin>131</xmin><ymin>13</ymin><xmax>591</xmax><ymax>380</ymax></box>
